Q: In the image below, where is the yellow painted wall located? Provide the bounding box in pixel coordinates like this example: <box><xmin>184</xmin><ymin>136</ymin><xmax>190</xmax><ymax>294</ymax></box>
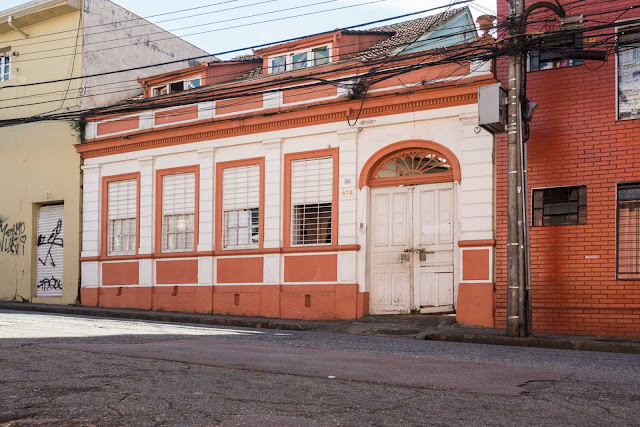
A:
<box><xmin>0</xmin><ymin>9</ymin><xmax>83</xmax><ymax>304</ymax></box>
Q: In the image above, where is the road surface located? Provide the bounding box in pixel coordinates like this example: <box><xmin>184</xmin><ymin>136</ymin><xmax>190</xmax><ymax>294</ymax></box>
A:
<box><xmin>0</xmin><ymin>310</ymin><xmax>638</xmax><ymax>426</ymax></box>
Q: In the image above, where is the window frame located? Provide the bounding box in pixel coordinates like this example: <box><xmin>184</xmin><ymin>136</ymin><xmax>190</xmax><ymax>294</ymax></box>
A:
<box><xmin>616</xmin><ymin>181</ymin><xmax>640</xmax><ymax>280</ymax></box>
<box><xmin>151</xmin><ymin>76</ymin><xmax>202</xmax><ymax>97</ymax></box>
<box><xmin>531</xmin><ymin>185</ymin><xmax>587</xmax><ymax>227</ymax></box>
<box><xmin>268</xmin><ymin>44</ymin><xmax>332</xmax><ymax>74</ymax></box>
<box><xmin>0</xmin><ymin>52</ymin><xmax>10</xmax><ymax>83</ymax></box>
<box><xmin>215</xmin><ymin>157</ymin><xmax>265</xmax><ymax>252</ymax></box>
<box><xmin>101</xmin><ymin>173</ymin><xmax>141</xmax><ymax>258</ymax></box>
<box><xmin>155</xmin><ymin>166</ymin><xmax>200</xmax><ymax>254</ymax></box>
<box><xmin>616</xmin><ymin>22</ymin><xmax>640</xmax><ymax>121</ymax></box>
<box><xmin>283</xmin><ymin>148</ymin><xmax>339</xmax><ymax>249</ymax></box>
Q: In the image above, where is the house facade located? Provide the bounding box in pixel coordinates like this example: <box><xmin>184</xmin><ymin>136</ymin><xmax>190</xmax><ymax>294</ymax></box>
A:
<box><xmin>0</xmin><ymin>0</ymin><xmax>210</xmax><ymax>305</ymax></box>
<box><xmin>76</xmin><ymin>8</ymin><xmax>500</xmax><ymax>323</ymax></box>
<box><xmin>495</xmin><ymin>0</ymin><xmax>640</xmax><ymax>337</ymax></box>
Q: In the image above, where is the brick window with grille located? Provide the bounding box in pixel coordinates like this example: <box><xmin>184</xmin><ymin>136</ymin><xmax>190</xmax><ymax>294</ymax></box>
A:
<box><xmin>532</xmin><ymin>186</ymin><xmax>587</xmax><ymax>226</ymax></box>
<box><xmin>617</xmin><ymin>183</ymin><xmax>640</xmax><ymax>279</ymax></box>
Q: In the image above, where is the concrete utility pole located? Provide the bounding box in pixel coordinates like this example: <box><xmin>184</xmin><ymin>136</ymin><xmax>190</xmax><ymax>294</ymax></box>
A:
<box><xmin>506</xmin><ymin>0</ymin><xmax>530</xmax><ymax>337</ymax></box>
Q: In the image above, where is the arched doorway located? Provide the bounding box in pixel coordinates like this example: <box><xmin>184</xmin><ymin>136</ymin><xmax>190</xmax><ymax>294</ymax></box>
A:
<box><xmin>361</xmin><ymin>140</ymin><xmax>460</xmax><ymax>315</ymax></box>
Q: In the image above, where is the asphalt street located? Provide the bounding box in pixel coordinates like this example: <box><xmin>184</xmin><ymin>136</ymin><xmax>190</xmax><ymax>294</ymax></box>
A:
<box><xmin>0</xmin><ymin>310</ymin><xmax>639</xmax><ymax>426</ymax></box>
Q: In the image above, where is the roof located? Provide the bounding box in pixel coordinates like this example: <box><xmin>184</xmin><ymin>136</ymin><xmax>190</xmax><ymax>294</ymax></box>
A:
<box><xmin>240</xmin><ymin>7</ymin><xmax>471</xmax><ymax>80</ymax></box>
<box><xmin>355</xmin><ymin>7</ymin><xmax>469</xmax><ymax>61</ymax></box>
<box><xmin>0</xmin><ymin>0</ymin><xmax>81</xmax><ymax>35</ymax></box>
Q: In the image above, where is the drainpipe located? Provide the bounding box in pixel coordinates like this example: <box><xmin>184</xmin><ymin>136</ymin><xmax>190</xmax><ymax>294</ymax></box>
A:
<box><xmin>8</xmin><ymin>16</ymin><xmax>29</xmax><ymax>38</ymax></box>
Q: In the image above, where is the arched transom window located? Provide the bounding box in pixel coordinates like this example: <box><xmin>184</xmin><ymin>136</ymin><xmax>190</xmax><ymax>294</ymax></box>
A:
<box><xmin>370</xmin><ymin>150</ymin><xmax>454</xmax><ymax>187</ymax></box>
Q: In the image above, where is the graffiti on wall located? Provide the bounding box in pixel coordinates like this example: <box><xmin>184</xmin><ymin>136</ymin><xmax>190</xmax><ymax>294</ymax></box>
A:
<box><xmin>0</xmin><ymin>218</ymin><xmax>27</xmax><ymax>256</ymax></box>
<box><xmin>37</xmin><ymin>219</ymin><xmax>63</xmax><ymax>267</ymax></box>
<box><xmin>36</xmin><ymin>217</ymin><xmax>64</xmax><ymax>295</ymax></box>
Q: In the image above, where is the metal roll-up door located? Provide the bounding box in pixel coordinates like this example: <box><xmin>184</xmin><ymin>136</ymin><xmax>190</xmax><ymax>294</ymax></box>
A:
<box><xmin>36</xmin><ymin>204</ymin><xmax>64</xmax><ymax>297</ymax></box>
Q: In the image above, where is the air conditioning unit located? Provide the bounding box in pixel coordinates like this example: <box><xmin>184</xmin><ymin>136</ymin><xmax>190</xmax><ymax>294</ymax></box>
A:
<box><xmin>478</xmin><ymin>83</ymin><xmax>507</xmax><ymax>134</ymax></box>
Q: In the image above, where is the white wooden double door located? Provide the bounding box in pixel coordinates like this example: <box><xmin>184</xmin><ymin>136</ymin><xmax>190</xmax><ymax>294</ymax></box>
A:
<box><xmin>370</xmin><ymin>183</ymin><xmax>455</xmax><ymax>314</ymax></box>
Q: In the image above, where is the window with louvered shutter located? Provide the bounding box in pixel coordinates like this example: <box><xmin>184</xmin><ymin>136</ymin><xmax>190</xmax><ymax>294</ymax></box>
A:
<box><xmin>291</xmin><ymin>156</ymin><xmax>333</xmax><ymax>246</ymax></box>
<box><xmin>222</xmin><ymin>165</ymin><xmax>260</xmax><ymax>249</ymax></box>
<box><xmin>107</xmin><ymin>179</ymin><xmax>137</xmax><ymax>255</ymax></box>
<box><xmin>162</xmin><ymin>172</ymin><xmax>196</xmax><ymax>252</ymax></box>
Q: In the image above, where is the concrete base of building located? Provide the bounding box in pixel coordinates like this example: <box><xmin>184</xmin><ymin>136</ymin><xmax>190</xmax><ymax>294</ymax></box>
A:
<box><xmin>81</xmin><ymin>285</ymin><xmax>369</xmax><ymax>320</ymax></box>
<box><xmin>455</xmin><ymin>282</ymin><xmax>495</xmax><ymax>328</ymax></box>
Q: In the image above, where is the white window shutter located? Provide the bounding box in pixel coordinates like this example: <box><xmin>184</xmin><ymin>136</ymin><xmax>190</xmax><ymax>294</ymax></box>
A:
<box><xmin>291</xmin><ymin>156</ymin><xmax>333</xmax><ymax>205</ymax></box>
<box><xmin>222</xmin><ymin>165</ymin><xmax>260</xmax><ymax>210</ymax></box>
<box><xmin>163</xmin><ymin>173</ymin><xmax>196</xmax><ymax>215</ymax></box>
<box><xmin>107</xmin><ymin>179</ymin><xmax>137</xmax><ymax>220</ymax></box>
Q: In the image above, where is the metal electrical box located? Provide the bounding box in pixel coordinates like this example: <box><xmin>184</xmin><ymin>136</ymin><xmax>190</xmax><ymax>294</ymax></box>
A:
<box><xmin>478</xmin><ymin>83</ymin><xmax>507</xmax><ymax>134</ymax></box>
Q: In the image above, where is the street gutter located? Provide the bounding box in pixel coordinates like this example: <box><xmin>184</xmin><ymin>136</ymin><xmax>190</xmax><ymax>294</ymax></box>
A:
<box><xmin>1</xmin><ymin>301</ymin><xmax>639</xmax><ymax>354</ymax></box>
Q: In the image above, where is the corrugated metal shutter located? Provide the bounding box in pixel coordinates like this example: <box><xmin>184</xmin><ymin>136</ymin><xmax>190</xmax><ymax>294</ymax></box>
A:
<box><xmin>162</xmin><ymin>172</ymin><xmax>196</xmax><ymax>215</ymax></box>
<box><xmin>291</xmin><ymin>156</ymin><xmax>333</xmax><ymax>205</ymax></box>
<box><xmin>107</xmin><ymin>179</ymin><xmax>137</xmax><ymax>255</ymax></box>
<box><xmin>36</xmin><ymin>204</ymin><xmax>64</xmax><ymax>297</ymax></box>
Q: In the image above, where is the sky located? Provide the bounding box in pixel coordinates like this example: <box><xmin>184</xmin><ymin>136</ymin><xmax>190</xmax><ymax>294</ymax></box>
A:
<box><xmin>2</xmin><ymin>0</ymin><xmax>497</xmax><ymax>59</ymax></box>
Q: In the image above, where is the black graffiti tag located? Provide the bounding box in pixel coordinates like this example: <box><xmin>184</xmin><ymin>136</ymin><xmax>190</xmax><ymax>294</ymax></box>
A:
<box><xmin>37</xmin><ymin>219</ymin><xmax>63</xmax><ymax>267</ymax></box>
<box><xmin>37</xmin><ymin>276</ymin><xmax>62</xmax><ymax>291</ymax></box>
<box><xmin>0</xmin><ymin>219</ymin><xmax>27</xmax><ymax>256</ymax></box>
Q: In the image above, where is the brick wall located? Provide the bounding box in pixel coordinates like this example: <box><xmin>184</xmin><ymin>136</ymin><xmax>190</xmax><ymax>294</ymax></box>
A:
<box><xmin>495</xmin><ymin>0</ymin><xmax>640</xmax><ymax>337</ymax></box>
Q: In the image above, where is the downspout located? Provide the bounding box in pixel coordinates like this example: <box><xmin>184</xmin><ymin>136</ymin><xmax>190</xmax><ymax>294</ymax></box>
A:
<box><xmin>7</xmin><ymin>16</ymin><xmax>29</xmax><ymax>38</ymax></box>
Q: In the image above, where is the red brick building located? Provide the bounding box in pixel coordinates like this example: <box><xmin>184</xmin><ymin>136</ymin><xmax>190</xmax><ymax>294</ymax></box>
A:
<box><xmin>495</xmin><ymin>0</ymin><xmax>640</xmax><ymax>337</ymax></box>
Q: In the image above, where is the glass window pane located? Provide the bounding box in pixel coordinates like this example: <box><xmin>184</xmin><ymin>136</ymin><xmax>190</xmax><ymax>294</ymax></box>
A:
<box><xmin>292</xmin><ymin>53</ymin><xmax>307</xmax><ymax>70</ymax></box>
<box><xmin>272</xmin><ymin>55</ymin><xmax>286</xmax><ymax>73</ymax></box>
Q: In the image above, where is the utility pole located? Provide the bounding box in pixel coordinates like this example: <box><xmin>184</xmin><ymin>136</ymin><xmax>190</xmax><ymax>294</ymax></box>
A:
<box><xmin>506</xmin><ymin>0</ymin><xmax>529</xmax><ymax>337</ymax></box>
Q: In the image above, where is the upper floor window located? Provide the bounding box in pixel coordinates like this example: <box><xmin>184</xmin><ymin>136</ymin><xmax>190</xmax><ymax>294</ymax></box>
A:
<box><xmin>312</xmin><ymin>46</ymin><xmax>330</xmax><ymax>66</ymax></box>
<box><xmin>268</xmin><ymin>45</ymin><xmax>331</xmax><ymax>74</ymax></box>
<box><xmin>618</xmin><ymin>25</ymin><xmax>640</xmax><ymax>120</ymax></box>
<box><xmin>161</xmin><ymin>171</ymin><xmax>196</xmax><ymax>252</ymax></box>
<box><xmin>272</xmin><ymin>55</ymin><xmax>287</xmax><ymax>73</ymax></box>
<box><xmin>222</xmin><ymin>164</ymin><xmax>260</xmax><ymax>249</ymax></box>
<box><xmin>292</xmin><ymin>52</ymin><xmax>308</xmax><ymax>70</ymax></box>
<box><xmin>107</xmin><ymin>179</ymin><xmax>137</xmax><ymax>256</ymax></box>
<box><xmin>529</xmin><ymin>33</ymin><xmax>584</xmax><ymax>71</ymax></box>
<box><xmin>290</xmin><ymin>156</ymin><xmax>334</xmax><ymax>246</ymax></box>
<box><xmin>152</xmin><ymin>77</ymin><xmax>201</xmax><ymax>97</ymax></box>
<box><xmin>1</xmin><ymin>53</ymin><xmax>10</xmax><ymax>82</ymax></box>
<box><xmin>533</xmin><ymin>186</ymin><xmax>587</xmax><ymax>226</ymax></box>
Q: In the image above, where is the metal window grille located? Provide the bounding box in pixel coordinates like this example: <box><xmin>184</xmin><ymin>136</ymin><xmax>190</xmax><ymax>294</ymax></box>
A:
<box><xmin>617</xmin><ymin>183</ymin><xmax>640</xmax><ymax>279</ymax></box>
<box><xmin>618</xmin><ymin>26</ymin><xmax>640</xmax><ymax>119</ymax></box>
<box><xmin>532</xmin><ymin>186</ymin><xmax>587</xmax><ymax>226</ymax></box>
<box><xmin>107</xmin><ymin>179</ymin><xmax>137</xmax><ymax>255</ymax></box>
<box><xmin>1</xmin><ymin>54</ymin><xmax>9</xmax><ymax>82</ymax></box>
<box><xmin>162</xmin><ymin>172</ymin><xmax>195</xmax><ymax>252</ymax></box>
<box><xmin>222</xmin><ymin>165</ymin><xmax>260</xmax><ymax>249</ymax></box>
<box><xmin>291</xmin><ymin>156</ymin><xmax>333</xmax><ymax>246</ymax></box>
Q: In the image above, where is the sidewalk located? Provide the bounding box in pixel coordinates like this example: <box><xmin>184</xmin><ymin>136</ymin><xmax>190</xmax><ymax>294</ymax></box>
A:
<box><xmin>1</xmin><ymin>301</ymin><xmax>639</xmax><ymax>354</ymax></box>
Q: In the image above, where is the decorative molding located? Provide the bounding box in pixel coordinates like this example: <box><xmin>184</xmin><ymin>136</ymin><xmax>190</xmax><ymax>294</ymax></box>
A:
<box><xmin>77</xmin><ymin>91</ymin><xmax>480</xmax><ymax>159</ymax></box>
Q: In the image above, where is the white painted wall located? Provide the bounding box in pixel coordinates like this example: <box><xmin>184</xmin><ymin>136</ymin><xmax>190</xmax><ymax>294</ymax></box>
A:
<box><xmin>81</xmin><ymin>103</ymin><xmax>494</xmax><ymax>295</ymax></box>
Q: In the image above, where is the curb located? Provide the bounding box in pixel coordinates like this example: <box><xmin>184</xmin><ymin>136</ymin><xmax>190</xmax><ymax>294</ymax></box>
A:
<box><xmin>2</xmin><ymin>302</ymin><xmax>639</xmax><ymax>354</ymax></box>
<box><xmin>416</xmin><ymin>331</ymin><xmax>640</xmax><ymax>354</ymax></box>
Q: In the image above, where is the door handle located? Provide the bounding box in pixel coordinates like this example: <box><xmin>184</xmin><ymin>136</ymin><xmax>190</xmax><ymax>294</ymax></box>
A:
<box><xmin>404</xmin><ymin>248</ymin><xmax>434</xmax><ymax>262</ymax></box>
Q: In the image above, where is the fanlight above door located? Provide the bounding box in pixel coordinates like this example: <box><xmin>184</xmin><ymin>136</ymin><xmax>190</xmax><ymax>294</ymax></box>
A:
<box><xmin>370</xmin><ymin>150</ymin><xmax>454</xmax><ymax>187</ymax></box>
